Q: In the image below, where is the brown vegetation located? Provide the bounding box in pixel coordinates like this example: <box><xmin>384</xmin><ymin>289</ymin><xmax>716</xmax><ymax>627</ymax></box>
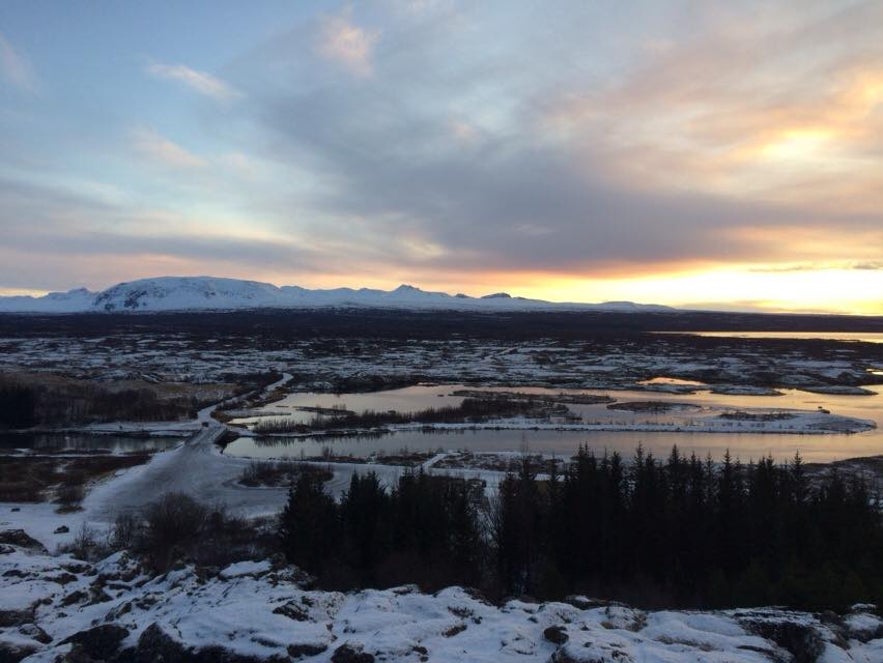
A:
<box><xmin>239</xmin><ymin>460</ymin><xmax>333</xmax><ymax>487</ymax></box>
<box><xmin>608</xmin><ymin>401</ymin><xmax>701</xmax><ymax>412</ymax></box>
<box><xmin>0</xmin><ymin>453</ymin><xmax>150</xmax><ymax>504</ymax></box>
<box><xmin>253</xmin><ymin>396</ymin><xmax>571</xmax><ymax>434</ymax></box>
<box><xmin>0</xmin><ymin>372</ymin><xmax>237</xmax><ymax>428</ymax></box>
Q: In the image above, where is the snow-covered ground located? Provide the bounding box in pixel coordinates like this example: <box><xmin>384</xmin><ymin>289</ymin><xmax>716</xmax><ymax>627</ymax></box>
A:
<box><xmin>1</xmin><ymin>322</ymin><xmax>877</xmax><ymax>403</ymax></box>
<box><xmin>1</xmin><ymin>541</ymin><xmax>881</xmax><ymax>662</ymax></box>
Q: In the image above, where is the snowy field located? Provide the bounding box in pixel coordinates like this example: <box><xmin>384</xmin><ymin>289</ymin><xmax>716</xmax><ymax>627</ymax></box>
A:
<box><xmin>1</xmin><ymin>310</ymin><xmax>880</xmax><ymax>395</ymax></box>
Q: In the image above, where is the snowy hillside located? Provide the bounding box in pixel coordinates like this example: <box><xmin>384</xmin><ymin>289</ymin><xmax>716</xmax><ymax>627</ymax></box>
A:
<box><xmin>2</xmin><ymin>540</ymin><xmax>881</xmax><ymax>662</ymax></box>
<box><xmin>0</xmin><ymin>288</ymin><xmax>96</xmax><ymax>314</ymax></box>
<box><xmin>0</xmin><ymin>276</ymin><xmax>674</xmax><ymax>314</ymax></box>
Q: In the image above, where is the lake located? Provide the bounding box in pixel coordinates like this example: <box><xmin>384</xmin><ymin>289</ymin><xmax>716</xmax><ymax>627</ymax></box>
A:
<box><xmin>225</xmin><ymin>383</ymin><xmax>883</xmax><ymax>463</ymax></box>
<box><xmin>675</xmin><ymin>331</ymin><xmax>883</xmax><ymax>344</ymax></box>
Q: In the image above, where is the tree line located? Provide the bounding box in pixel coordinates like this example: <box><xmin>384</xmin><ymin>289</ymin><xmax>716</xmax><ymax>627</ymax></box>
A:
<box><xmin>279</xmin><ymin>445</ymin><xmax>883</xmax><ymax>611</ymax></box>
<box><xmin>0</xmin><ymin>379</ymin><xmax>196</xmax><ymax>428</ymax></box>
<box><xmin>280</xmin><ymin>470</ymin><xmax>485</xmax><ymax>591</ymax></box>
<box><xmin>0</xmin><ymin>383</ymin><xmax>37</xmax><ymax>428</ymax></box>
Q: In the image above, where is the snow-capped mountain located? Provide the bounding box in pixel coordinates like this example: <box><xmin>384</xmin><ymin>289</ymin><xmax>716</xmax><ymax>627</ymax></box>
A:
<box><xmin>92</xmin><ymin>277</ymin><xmax>284</xmax><ymax>312</ymax></box>
<box><xmin>0</xmin><ymin>276</ymin><xmax>674</xmax><ymax>313</ymax></box>
<box><xmin>0</xmin><ymin>287</ymin><xmax>96</xmax><ymax>313</ymax></box>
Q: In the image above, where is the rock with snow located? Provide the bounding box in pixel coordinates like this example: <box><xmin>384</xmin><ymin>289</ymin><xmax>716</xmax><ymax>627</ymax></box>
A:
<box><xmin>0</xmin><ymin>531</ymin><xmax>46</xmax><ymax>554</ymax></box>
<box><xmin>60</xmin><ymin>624</ymin><xmax>130</xmax><ymax>660</ymax></box>
<box><xmin>219</xmin><ymin>559</ymin><xmax>272</xmax><ymax>580</ymax></box>
<box><xmin>1</xmin><ymin>542</ymin><xmax>881</xmax><ymax>663</ymax></box>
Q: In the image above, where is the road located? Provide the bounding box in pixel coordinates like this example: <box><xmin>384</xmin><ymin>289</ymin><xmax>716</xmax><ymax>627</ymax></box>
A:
<box><xmin>84</xmin><ymin>423</ymin><xmax>293</xmax><ymax>521</ymax></box>
<box><xmin>85</xmin><ymin>374</ymin><xmax>297</xmax><ymax>521</ymax></box>
<box><xmin>82</xmin><ymin>372</ymin><xmax>492</xmax><ymax>522</ymax></box>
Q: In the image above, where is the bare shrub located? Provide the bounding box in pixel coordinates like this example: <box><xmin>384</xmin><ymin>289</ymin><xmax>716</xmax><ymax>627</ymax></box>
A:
<box><xmin>139</xmin><ymin>493</ymin><xmax>208</xmax><ymax>570</ymax></box>
<box><xmin>54</xmin><ymin>482</ymin><xmax>85</xmax><ymax>513</ymax></box>
<box><xmin>110</xmin><ymin>512</ymin><xmax>140</xmax><ymax>551</ymax></box>
<box><xmin>61</xmin><ymin>524</ymin><xmax>110</xmax><ymax>561</ymax></box>
<box><xmin>121</xmin><ymin>492</ymin><xmax>274</xmax><ymax>571</ymax></box>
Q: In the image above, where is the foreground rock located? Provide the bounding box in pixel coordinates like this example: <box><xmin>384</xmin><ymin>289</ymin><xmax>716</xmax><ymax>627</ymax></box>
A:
<box><xmin>0</xmin><ymin>537</ymin><xmax>881</xmax><ymax>662</ymax></box>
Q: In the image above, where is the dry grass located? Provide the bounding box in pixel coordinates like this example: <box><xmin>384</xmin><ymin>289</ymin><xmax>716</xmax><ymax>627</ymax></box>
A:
<box><xmin>0</xmin><ymin>453</ymin><xmax>151</xmax><ymax>504</ymax></box>
<box><xmin>239</xmin><ymin>460</ymin><xmax>332</xmax><ymax>487</ymax></box>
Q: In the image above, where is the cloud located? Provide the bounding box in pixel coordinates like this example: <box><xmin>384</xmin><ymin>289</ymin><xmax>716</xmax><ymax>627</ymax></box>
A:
<box><xmin>219</xmin><ymin>152</ymin><xmax>262</xmax><ymax>179</ymax></box>
<box><xmin>749</xmin><ymin>259</ymin><xmax>883</xmax><ymax>273</ymax></box>
<box><xmin>314</xmin><ymin>8</ymin><xmax>379</xmax><ymax>77</ymax></box>
<box><xmin>0</xmin><ymin>32</ymin><xmax>37</xmax><ymax>92</ymax></box>
<box><xmin>542</xmin><ymin>1</ymin><xmax>883</xmax><ymax>212</ymax></box>
<box><xmin>146</xmin><ymin>62</ymin><xmax>240</xmax><ymax>101</ymax></box>
<box><xmin>132</xmin><ymin>128</ymin><xmax>206</xmax><ymax>169</ymax></box>
<box><xmin>0</xmin><ymin>173</ymin><xmax>325</xmax><ymax>291</ymax></box>
<box><xmin>225</xmin><ymin>1</ymin><xmax>883</xmax><ymax>281</ymax></box>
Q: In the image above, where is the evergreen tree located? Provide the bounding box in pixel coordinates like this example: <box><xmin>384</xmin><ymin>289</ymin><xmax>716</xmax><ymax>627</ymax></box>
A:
<box><xmin>341</xmin><ymin>471</ymin><xmax>391</xmax><ymax>583</ymax></box>
<box><xmin>279</xmin><ymin>472</ymin><xmax>339</xmax><ymax>574</ymax></box>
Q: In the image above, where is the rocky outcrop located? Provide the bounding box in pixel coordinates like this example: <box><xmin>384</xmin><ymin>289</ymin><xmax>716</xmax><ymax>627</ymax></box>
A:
<box><xmin>0</xmin><ymin>531</ymin><xmax>47</xmax><ymax>554</ymax></box>
<box><xmin>60</xmin><ymin>624</ymin><xmax>129</xmax><ymax>661</ymax></box>
<box><xmin>2</xmin><ymin>545</ymin><xmax>881</xmax><ymax>663</ymax></box>
<box><xmin>331</xmin><ymin>643</ymin><xmax>375</xmax><ymax>663</ymax></box>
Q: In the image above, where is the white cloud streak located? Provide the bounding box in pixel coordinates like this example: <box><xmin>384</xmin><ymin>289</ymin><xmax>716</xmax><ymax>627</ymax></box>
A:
<box><xmin>0</xmin><ymin>33</ymin><xmax>37</xmax><ymax>93</ymax></box>
<box><xmin>146</xmin><ymin>62</ymin><xmax>240</xmax><ymax>101</ymax></box>
<box><xmin>132</xmin><ymin>127</ymin><xmax>206</xmax><ymax>169</ymax></box>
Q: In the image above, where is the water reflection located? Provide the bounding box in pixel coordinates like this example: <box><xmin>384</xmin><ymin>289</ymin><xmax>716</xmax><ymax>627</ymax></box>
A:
<box><xmin>674</xmin><ymin>331</ymin><xmax>883</xmax><ymax>344</ymax></box>
<box><xmin>0</xmin><ymin>433</ymin><xmax>182</xmax><ymax>454</ymax></box>
<box><xmin>225</xmin><ymin>428</ymin><xmax>881</xmax><ymax>463</ymax></box>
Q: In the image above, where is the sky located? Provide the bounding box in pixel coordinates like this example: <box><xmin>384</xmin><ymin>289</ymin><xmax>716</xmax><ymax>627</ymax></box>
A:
<box><xmin>1</xmin><ymin>1</ymin><xmax>881</xmax><ymax>314</ymax></box>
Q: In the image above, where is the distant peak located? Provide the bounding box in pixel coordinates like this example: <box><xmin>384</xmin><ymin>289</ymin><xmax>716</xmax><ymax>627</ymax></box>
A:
<box><xmin>481</xmin><ymin>292</ymin><xmax>511</xmax><ymax>299</ymax></box>
<box><xmin>393</xmin><ymin>284</ymin><xmax>421</xmax><ymax>293</ymax></box>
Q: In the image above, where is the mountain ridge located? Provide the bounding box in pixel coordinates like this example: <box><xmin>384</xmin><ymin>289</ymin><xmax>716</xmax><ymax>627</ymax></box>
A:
<box><xmin>0</xmin><ymin>276</ymin><xmax>675</xmax><ymax>314</ymax></box>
